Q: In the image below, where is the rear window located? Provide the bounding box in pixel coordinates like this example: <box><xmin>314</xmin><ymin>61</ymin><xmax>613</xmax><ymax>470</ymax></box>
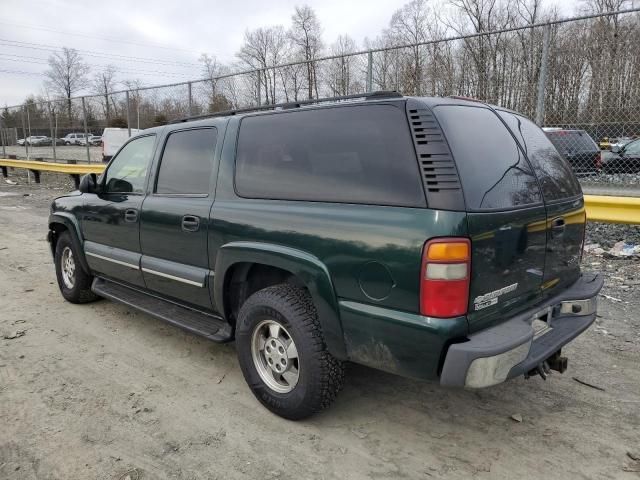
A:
<box><xmin>545</xmin><ymin>130</ymin><xmax>598</xmax><ymax>154</ymax></box>
<box><xmin>234</xmin><ymin>105</ymin><xmax>426</xmax><ymax>207</ymax></box>
<box><xmin>433</xmin><ymin>105</ymin><xmax>542</xmax><ymax>210</ymax></box>
<box><xmin>497</xmin><ymin>111</ymin><xmax>581</xmax><ymax>201</ymax></box>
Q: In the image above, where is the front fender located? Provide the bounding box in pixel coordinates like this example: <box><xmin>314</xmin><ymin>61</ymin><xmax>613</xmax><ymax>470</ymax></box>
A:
<box><xmin>214</xmin><ymin>241</ymin><xmax>347</xmax><ymax>360</ymax></box>
<box><xmin>48</xmin><ymin>212</ymin><xmax>90</xmax><ymax>275</ymax></box>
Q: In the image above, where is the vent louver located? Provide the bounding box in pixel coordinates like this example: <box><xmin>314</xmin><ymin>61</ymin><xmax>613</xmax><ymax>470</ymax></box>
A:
<box><xmin>406</xmin><ymin>100</ymin><xmax>465</xmax><ymax>211</ymax></box>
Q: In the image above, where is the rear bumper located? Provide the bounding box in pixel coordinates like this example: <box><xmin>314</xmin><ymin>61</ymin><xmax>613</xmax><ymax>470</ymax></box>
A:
<box><xmin>440</xmin><ymin>272</ymin><xmax>603</xmax><ymax>388</ymax></box>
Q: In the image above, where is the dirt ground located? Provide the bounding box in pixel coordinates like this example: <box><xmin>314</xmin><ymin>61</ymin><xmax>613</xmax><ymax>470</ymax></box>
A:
<box><xmin>1</xmin><ymin>172</ymin><xmax>639</xmax><ymax>480</ymax></box>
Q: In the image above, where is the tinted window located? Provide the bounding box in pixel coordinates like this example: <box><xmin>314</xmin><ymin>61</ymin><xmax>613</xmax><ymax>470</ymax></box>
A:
<box><xmin>498</xmin><ymin>111</ymin><xmax>581</xmax><ymax>200</ymax></box>
<box><xmin>433</xmin><ymin>105</ymin><xmax>541</xmax><ymax>210</ymax></box>
<box><xmin>546</xmin><ymin>131</ymin><xmax>598</xmax><ymax>154</ymax></box>
<box><xmin>104</xmin><ymin>135</ymin><xmax>155</xmax><ymax>194</ymax></box>
<box><xmin>155</xmin><ymin>128</ymin><xmax>218</xmax><ymax>194</ymax></box>
<box><xmin>234</xmin><ymin>105</ymin><xmax>425</xmax><ymax>207</ymax></box>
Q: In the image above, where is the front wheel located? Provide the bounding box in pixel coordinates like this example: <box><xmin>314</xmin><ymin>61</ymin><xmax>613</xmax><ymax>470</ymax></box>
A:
<box><xmin>54</xmin><ymin>231</ymin><xmax>99</xmax><ymax>304</ymax></box>
<box><xmin>236</xmin><ymin>284</ymin><xmax>345</xmax><ymax>420</ymax></box>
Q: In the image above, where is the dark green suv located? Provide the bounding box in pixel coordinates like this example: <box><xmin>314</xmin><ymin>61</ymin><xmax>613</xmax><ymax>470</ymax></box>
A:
<box><xmin>48</xmin><ymin>92</ymin><xmax>602</xmax><ymax>419</ymax></box>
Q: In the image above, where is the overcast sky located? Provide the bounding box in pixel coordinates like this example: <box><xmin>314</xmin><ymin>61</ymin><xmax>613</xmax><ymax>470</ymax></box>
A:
<box><xmin>1</xmin><ymin>0</ymin><xmax>579</xmax><ymax>107</ymax></box>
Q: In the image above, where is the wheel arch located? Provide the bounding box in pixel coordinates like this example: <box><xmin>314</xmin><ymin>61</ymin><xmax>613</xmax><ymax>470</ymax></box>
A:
<box><xmin>214</xmin><ymin>241</ymin><xmax>347</xmax><ymax>360</ymax></box>
<box><xmin>48</xmin><ymin>213</ymin><xmax>90</xmax><ymax>275</ymax></box>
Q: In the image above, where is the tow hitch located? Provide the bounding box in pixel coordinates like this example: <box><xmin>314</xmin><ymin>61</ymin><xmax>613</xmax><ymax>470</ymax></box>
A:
<box><xmin>526</xmin><ymin>350</ymin><xmax>568</xmax><ymax>380</ymax></box>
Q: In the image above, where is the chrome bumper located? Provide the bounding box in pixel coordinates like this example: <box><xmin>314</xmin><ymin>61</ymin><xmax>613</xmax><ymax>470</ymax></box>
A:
<box><xmin>440</xmin><ymin>273</ymin><xmax>603</xmax><ymax>388</ymax></box>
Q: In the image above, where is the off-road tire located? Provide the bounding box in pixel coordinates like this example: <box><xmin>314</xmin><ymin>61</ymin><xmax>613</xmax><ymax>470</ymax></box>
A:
<box><xmin>236</xmin><ymin>284</ymin><xmax>345</xmax><ymax>420</ymax></box>
<box><xmin>54</xmin><ymin>231</ymin><xmax>99</xmax><ymax>304</ymax></box>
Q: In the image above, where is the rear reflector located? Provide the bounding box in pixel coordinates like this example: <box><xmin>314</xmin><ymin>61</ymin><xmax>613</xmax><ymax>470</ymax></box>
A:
<box><xmin>421</xmin><ymin>238</ymin><xmax>471</xmax><ymax>318</ymax></box>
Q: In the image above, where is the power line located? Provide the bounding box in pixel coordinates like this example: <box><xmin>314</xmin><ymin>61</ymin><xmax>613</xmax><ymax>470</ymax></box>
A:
<box><xmin>0</xmin><ymin>61</ymin><xmax>200</xmax><ymax>79</ymax></box>
<box><xmin>0</xmin><ymin>38</ymin><xmax>203</xmax><ymax>68</ymax></box>
<box><xmin>0</xmin><ymin>20</ymin><xmax>205</xmax><ymax>55</ymax></box>
<box><xmin>0</xmin><ymin>68</ymin><xmax>43</xmax><ymax>76</ymax></box>
<box><xmin>0</xmin><ymin>53</ymin><xmax>202</xmax><ymax>77</ymax></box>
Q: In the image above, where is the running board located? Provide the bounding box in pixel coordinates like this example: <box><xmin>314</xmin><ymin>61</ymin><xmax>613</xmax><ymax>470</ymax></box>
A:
<box><xmin>92</xmin><ymin>277</ymin><xmax>232</xmax><ymax>342</ymax></box>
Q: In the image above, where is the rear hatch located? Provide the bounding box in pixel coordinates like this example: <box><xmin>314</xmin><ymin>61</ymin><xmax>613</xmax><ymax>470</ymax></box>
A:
<box><xmin>431</xmin><ymin>104</ymin><xmax>585</xmax><ymax>333</ymax></box>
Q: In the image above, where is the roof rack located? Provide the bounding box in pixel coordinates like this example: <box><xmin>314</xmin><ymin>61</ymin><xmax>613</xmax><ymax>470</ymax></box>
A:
<box><xmin>170</xmin><ymin>90</ymin><xmax>403</xmax><ymax>124</ymax></box>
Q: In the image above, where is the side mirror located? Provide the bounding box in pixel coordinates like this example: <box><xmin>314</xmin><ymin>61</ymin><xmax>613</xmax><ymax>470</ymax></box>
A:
<box><xmin>78</xmin><ymin>173</ymin><xmax>98</xmax><ymax>194</ymax></box>
<box><xmin>611</xmin><ymin>145</ymin><xmax>621</xmax><ymax>154</ymax></box>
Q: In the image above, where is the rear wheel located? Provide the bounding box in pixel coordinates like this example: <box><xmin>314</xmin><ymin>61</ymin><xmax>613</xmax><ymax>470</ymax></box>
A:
<box><xmin>236</xmin><ymin>284</ymin><xmax>345</xmax><ymax>420</ymax></box>
<box><xmin>54</xmin><ymin>231</ymin><xmax>98</xmax><ymax>303</ymax></box>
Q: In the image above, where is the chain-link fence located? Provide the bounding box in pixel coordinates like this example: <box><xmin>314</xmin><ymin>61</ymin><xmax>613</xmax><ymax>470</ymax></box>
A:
<box><xmin>1</xmin><ymin>7</ymin><xmax>639</xmax><ymax>194</ymax></box>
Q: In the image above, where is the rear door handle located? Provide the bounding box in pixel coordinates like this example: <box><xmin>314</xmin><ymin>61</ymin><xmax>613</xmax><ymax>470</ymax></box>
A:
<box><xmin>182</xmin><ymin>215</ymin><xmax>200</xmax><ymax>232</ymax></box>
<box><xmin>551</xmin><ymin>217</ymin><xmax>565</xmax><ymax>236</ymax></box>
<box><xmin>124</xmin><ymin>208</ymin><xmax>138</xmax><ymax>223</ymax></box>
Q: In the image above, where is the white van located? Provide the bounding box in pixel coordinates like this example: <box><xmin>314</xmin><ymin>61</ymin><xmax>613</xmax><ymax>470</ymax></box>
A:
<box><xmin>101</xmin><ymin>128</ymin><xmax>142</xmax><ymax>162</ymax></box>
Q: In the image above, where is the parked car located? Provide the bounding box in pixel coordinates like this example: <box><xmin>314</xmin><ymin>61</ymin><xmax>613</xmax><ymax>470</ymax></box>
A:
<box><xmin>543</xmin><ymin>128</ymin><xmax>601</xmax><ymax>174</ymax></box>
<box><xmin>62</xmin><ymin>133</ymin><xmax>90</xmax><ymax>146</ymax></box>
<box><xmin>48</xmin><ymin>93</ymin><xmax>602</xmax><ymax>420</ymax></box>
<box><xmin>17</xmin><ymin>136</ymin><xmax>52</xmax><ymax>146</ymax></box>
<box><xmin>609</xmin><ymin>136</ymin><xmax>634</xmax><ymax>151</ymax></box>
<box><xmin>101</xmin><ymin>128</ymin><xmax>140</xmax><ymax>162</ymax></box>
<box><xmin>29</xmin><ymin>136</ymin><xmax>52</xmax><ymax>146</ymax></box>
<box><xmin>602</xmin><ymin>138</ymin><xmax>640</xmax><ymax>173</ymax></box>
<box><xmin>78</xmin><ymin>135</ymin><xmax>101</xmax><ymax>147</ymax></box>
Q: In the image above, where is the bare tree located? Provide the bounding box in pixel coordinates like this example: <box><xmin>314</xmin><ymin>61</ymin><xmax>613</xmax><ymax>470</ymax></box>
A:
<box><xmin>44</xmin><ymin>47</ymin><xmax>90</xmax><ymax>122</ymax></box>
<box><xmin>445</xmin><ymin>0</ymin><xmax>513</xmax><ymax>102</ymax></box>
<box><xmin>199</xmin><ymin>54</ymin><xmax>222</xmax><ymax>105</ymax></box>
<box><xmin>389</xmin><ymin>0</ymin><xmax>430</xmax><ymax>95</ymax></box>
<box><xmin>290</xmin><ymin>5</ymin><xmax>323</xmax><ymax>99</ymax></box>
<box><xmin>92</xmin><ymin>65</ymin><xmax>118</xmax><ymax>122</ymax></box>
<box><xmin>327</xmin><ymin>35</ymin><xmax>359</xmax><ymax>96</ymax></box>
<box><xmin>198</xmin><ymin>53</ymin><xmax>233</xmax><ymax>112</ymax></box>
<box><xmin>238</xmin><ymin>26</ymin><xmax>288</xmax><ymax>104</ymax></box>
<box><xmin>279</xmin><ymin>62</ymin><xmax>306</xmax><ymax>102</ymax></box>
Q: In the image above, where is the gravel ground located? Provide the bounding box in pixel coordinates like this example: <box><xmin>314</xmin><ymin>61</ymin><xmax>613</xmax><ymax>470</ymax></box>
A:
<box><xmin>586</xmin><ymin>222</ymin><xmax>640</xmax><ymax>248</ymax></box>
<box><xmin>580</xmin><ymin>172</ymin><xmax>640</xmax><ymax>189</ymax></box>
<box><xmin>2</xmin><ymin>145</ymin><xmax>103</xmax><ymax>163</ymax></box>
<box><xmin>1</xmin><ymin>172</ymin><xmax>639</xmax><ymax>480</ymax></box>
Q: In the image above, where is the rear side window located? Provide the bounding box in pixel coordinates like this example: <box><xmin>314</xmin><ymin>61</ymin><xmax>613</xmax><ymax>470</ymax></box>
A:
<box><xmin>155</xmin><ymin>128</ymin><xmax>218</xmax><ymax>195</ymax></box>
<box><xmin>433</xmin><ymin>105</ymin><xmax>541</xmax><ymax>210</ymax></box>
<box><xmin>234</xmin><ymin>105</ymin><xmax>426</xmax><ymax>207</ymax></box>
<box><xmin>497</xmin><ymin>111</ymin><xmax>581</xmax><ymax>201</ymax></box>
<box><xmin>546</xmin><ymin>131</ymin><xmax>598</xmax><ymax>154</ymax></box>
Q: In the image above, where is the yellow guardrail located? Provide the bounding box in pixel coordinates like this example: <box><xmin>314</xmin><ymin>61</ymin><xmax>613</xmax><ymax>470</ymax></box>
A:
<box><xmin>583</xmin><ymin>194</ymin><xmax>640</xmax><ymax>225</ymax></box>
<box><xmin>0</xmin><ymin>159</ymin><xmax>638</xmax><ymax>224</ymax></box>
<box><xmin>0</xmin><ymin>158</ymin><xmax>105</xmax><ymax>175</ymax></box>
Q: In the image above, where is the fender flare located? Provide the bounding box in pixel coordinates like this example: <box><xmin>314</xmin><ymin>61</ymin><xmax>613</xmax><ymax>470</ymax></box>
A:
<box><xmin>214</xmin><ymin>241</ymin><xmax>347</xmax><ymax>360</ymax></box>
<box><xmin>48</xmin><ymin>213</ymin><xmax>91</xmax><ymax>275</ymax></box>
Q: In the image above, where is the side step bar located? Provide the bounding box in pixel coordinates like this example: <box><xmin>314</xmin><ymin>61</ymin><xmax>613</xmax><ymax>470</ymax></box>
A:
<box><xmin>92</xmin><ymin>277</ymin><xmax>233</xmax><ymax>342</ymax></box>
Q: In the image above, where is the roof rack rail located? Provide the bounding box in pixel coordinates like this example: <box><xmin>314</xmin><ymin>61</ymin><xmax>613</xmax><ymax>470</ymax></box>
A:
<box><xmin>170</xmin><ymin>91</ymin><xmax>403</xmax><ymax>124</ymax></box>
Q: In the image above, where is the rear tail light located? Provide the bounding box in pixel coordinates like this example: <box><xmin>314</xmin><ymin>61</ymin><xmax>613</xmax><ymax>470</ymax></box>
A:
<box><xmin>596</xmin><ymin>152</ymin><xmax>603</xmax><ymax>170</ymax></box>
<box><xmin>420</xmin><ymin>238</ymin><xmax>471</xmax><ymax>318</ymax></box>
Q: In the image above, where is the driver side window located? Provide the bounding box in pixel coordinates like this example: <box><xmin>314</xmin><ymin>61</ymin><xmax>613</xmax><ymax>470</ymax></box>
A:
<box><xmin>104</xmin><ymin>135</ymin><xmax>156</xmax><ymax>193</ymax></box>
